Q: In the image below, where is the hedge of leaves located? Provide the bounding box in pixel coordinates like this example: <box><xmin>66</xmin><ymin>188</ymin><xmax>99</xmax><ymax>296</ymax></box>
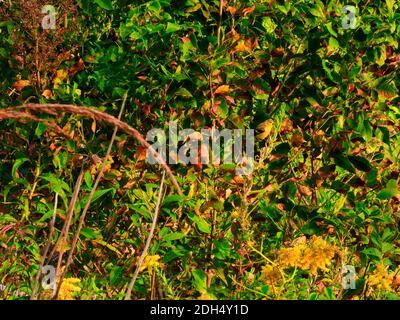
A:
<box><xmin>0</xmin><ymin>0</ymin><xmax>400</xmax><ymax>300</ymax></box>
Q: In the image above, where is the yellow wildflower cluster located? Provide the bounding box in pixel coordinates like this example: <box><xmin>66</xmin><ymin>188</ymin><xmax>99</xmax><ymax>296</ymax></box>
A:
<box><xmin>139</xmin><ymin>254</ymin><xmax>162</xmax><ymax>275</ymax></box>
<box><xmin>260</xmin><ymin>265</ymin><xmax>282</xmax><ymax>285</ymax></box>
<box><xmin>58</xmin><ymin>278</ymin><xmax>82</xmax><ymax>300</ymax></box>
<box><xmin>90</xmin><ymin>155</ymin><xmax>113</xmax><ymax>175</ymax></box>
<box><xmin>276</xmin><ymin>236</ymin><xmax>340</xmax><ymax>275</ymax></box>
<box><xmin>368</xmin><ymin>263</ymin><xmax>394</xmax><ymax>292</ymax></box>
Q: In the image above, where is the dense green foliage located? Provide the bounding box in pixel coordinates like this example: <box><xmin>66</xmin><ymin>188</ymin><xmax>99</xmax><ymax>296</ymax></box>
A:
<box><xmin>1</xmin><ymin>0</ymin><xmax>400</xmax><ymax>300</ymax></box>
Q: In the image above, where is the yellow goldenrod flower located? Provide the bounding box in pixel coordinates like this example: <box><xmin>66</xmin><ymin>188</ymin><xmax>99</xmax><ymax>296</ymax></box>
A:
<box><xmin>246</xmin><ymin>240</ymin><xmax>256</xmax><ymax>247</ymax></box>
<box><xmin>58</xmin><ymin>278</ymin><xmax>81</xmax><ymax>300</ymax></box>
<box><xmin>276</xmin><ymin>236</ymin><xmax>340</xmax><ymax>275</ymax></box>
<box><xmin>277</xmin><ymin>244</ymin><xmax>305</xmax><ymax>269</ymax></box>
<box><xmin>139</xmin><ymin>254</ymin><xmax>162</xmax><ymax>275</ymax></box>
<box><xmin>260</xmin><ymin>265</ymin><xmax>282</xmax><ymax>285</ymax></box>
<box><xmin>368</xmin><ymin>263</ymin><xmax>394</xmax><ymax>292</ymax></box>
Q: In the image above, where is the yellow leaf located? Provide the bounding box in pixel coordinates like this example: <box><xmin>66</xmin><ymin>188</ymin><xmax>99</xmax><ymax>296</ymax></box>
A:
<box><xmin>256</xmin><ymin>119</ymin><xmax>274</xmax><ymax>140</ymax></box>
<box><xmin>198</xmin><ymin>290</ymin><xmax>216</xmax><ymax>300</ymax></box>
<box><xmin>91</xmin><ymin>120</ymin><xmax>97</xmax><ymax>133</ymax></box>
<box><xmin>234</xmin><ymin>39</ymin><xmax>253</xmax><ymax>53</ymax></box>
<box><xmin>334</xmin><ymin>195</ymin><xmax>346</xmax><ymax>213</ymax></box>
<box><xmin>214</xmin><ymin>85</ymin><xmax>230</xmax><ymax>95</ymax></box>
<box><xmin>188</xmin><ymin>182</ymin><xmax>197</xmax><ymax>199</ymax></box>
<box><xmin>54</xmin><ymin>69</ymin><xmax>68</xmax><ymax>89</ymax></box>
<box><xmin>94</xmin><ymin>239</ymin><xmax>122</xmax><ymax>257</ymax></box>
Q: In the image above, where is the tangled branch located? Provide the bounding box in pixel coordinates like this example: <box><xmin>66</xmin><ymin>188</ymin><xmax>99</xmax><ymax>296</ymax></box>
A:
<box><xmin>0</xmin><ymin>103</ymin><xmax>182</xmax><ymax>195</ymax></box>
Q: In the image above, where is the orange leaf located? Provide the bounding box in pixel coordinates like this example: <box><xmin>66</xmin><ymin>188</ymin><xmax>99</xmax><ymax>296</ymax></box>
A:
<box><xmin>42</xmin><ymin>89</ymin><xmax>54</xmax><ymax>99</ymax></box>
<box><xmin>242</xmin><ymin>5</ymin><xmax>255</xmax><ymax>17</ymax></box>
<box><xmin>68</xmin><ymin>58</ymin><xmax>84</xmax><ymax>76</ymax></box>
<box><xmin>224</xmin><ymin>95</ymin><xmax>235</xmax><ymax>104</ymax></box>
<box><xmin>12</xmin><ymin>80</ymin><xmax>31</xmax><ymax>91</ymax></box>
<box><xmin>49</xmin><ymin>143</ymin><xmax>57</xmax><ymax>152</ymax></box>
<box><xmin>271</xmin><ymin>48</ymin><xmax>285</xmax><ymax>57</ymax></box>
<box><xmin>226</xmin><ymin>6</ymin><xmax>237</xmax><ymax>15</ymax></box>
<box><xmin>123</xmin><ymin>180</ymin><xmax>136</xmax><ymax>189</ymax></box>
<box><xmin>277</xmin><ymin>203</ymin><xmax>285</xmax><ymax>211</ymax></box>
<box><xmin>232</xmin><ymin>175</ymin><xmax>245</xmax><ymax>185</ymax></box>
<box><xmin>214</xmin><ymin>85</ymin><xmax>230</xmax><ymax>95</ymax></box>
<box><xmin>135</xmin><ymin>146</ymin><xmax>148</xmax><ymax>161</ymax></box>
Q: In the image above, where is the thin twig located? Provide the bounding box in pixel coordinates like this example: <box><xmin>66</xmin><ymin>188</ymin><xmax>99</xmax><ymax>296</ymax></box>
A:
<box><xmin>125</xmin><ymin>170</ymin><xmax>166</xmax><ymax>300</ymax></box>
<box><xmin>217</xmin><ymin>0</ymin><xmax>223</xmax><ymax>46</ymax></box>
<box><xmin>31</xmin><ymin>193</ymin><xmax>58</xmax><ymax>300</ymax></box>
<box><xmin>54</xmin><ymin>92</ymin><xmax>129</xmax><ymax>299</ymax></box>
<box><xmin>46</xmin><ymin>164</ymin><xmax>84</xmax><ymax>264</ymax></box>
<box><xmin>53</xmin><ymin>166</ymin><xmax>85</xmax><ymax>295</ymax></box>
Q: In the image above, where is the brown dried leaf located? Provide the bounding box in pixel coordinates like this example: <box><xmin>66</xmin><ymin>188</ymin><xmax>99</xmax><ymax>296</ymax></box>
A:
<box><xmin>292</xmin><ymin>133</ymin><xmax>305</xmax><ymax>147</ymax></box>
<box><xmin>298</xmin><ymin>184</ymin><xmax>312</xmax><ymax>196</ymax></box>
<box><xmin>135</xmin><ymin>145</ymin><xmax>148</xmax><ymax>161</ymax></box>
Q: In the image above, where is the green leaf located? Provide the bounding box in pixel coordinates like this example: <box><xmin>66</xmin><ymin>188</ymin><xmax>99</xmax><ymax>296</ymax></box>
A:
<box><xmin>40</xmin><ymin>173</ymin><xmax>71</xmax><ymax>209</ymax></box>
<box><xmin>309</xmin><ymin>1</ymin><xmax>325</xmax><ymax>18</ymax></box>
<box><xmin>162</xmin><ymin>232</ymin><xmax>186</xmax><ymax>242</ymax></box>
<box><xmin>80</xmin><ymin>227</ymin><xmax>101</xmax><ymax>240</ymax></box>
<box><xmin>261</xmin><ymin>17</ymin><xmax>277</xmax><ymax>33</ymax></box>
<box><xmin>377</xmin><ymin>179</ymin><xmax>399</xmax><ymax>200</ymax></box>
<box><xmin>386</xmin><ymin>0</ymin><xmax>395</xmax><ymax>13</ymax></box>
<box><xmin>82</xmin><ymin>188</ymin><xmax>113</xmax><ymax>204</ymax></box>
<box><xmin>325</xmin><ymin>22</ymin><xmax>338</xmax><ymax>37</ymax></box>
<box><xmin>128</xmin><ymin>204</ymin><xmax>151</xmax><ymax>220</ymax></box>
<box><xmin>361</xmin><ymin>247</ymin><xmax>382</xmax><ymax>260</ymax></box>
<box><xmin>35</xmin><ymin>123</ymin><xmax>48</xmax><ymax>138</ymax></box>
<box><xmin>94</xmin><ymin>0</ymin><xmax>113</xmax><ymax>10</ymax></box>
<box><xmin>348</xmin><ymin>155</ymin><xmax>372</xmax><ymax>172</ymax></box>
<box><xmin>163</xmin><ymin>247</ymin><xmax>187</xmax><ymax>262</ymax></box>
<box><xmin>362</xmin><ymin>120</ymin><xmax>372</xmax><ymax>141</ymax></box>
<box><xmin>333</xmin><ymin>154</ymin><xmax>355</xmax><ymax>173</ymax></box>
<box><xmin>0</xmin><ymin>214</ymin><xmax>17</xmax><ymax>223</ymax></box>
<box><xmin>328</xmin><ymin>37</ymin><xmax>340</xmax><ymax>51</ymax></box>
<box><xmin>163</xmin><ymin>195</ymin><xmax>186</xmax><ymax>204</ymax></box>
<box><xmin>12</xmin><ymin>158</ymin><xmax>29</xmax><ymax>179</ymax></box>
<box><xmin>301</xmin><ymin>220</ymin><xmax>320</xmax><ymax>236</ymax></box>
<box><xmin>166</xmin><ymin>22</ymin><xmax>181</xmax><ymax>33</ymax></box>
<box><xmin>174</xmin><ymin>87</ymin><xmax>193</xmax><ymax>98</ymax></box>
<box><xmin>110</xmin><ymin>266</ymin><xmax>123</xmax><ymax>286</ymax></box>
<box><xmin>324</xmin><ymin>287</ymin><xmax>335</xmax><ymax>300</ymax></box>
<box><xmin>84</xmin><ymin>171</ymin><xmax>92</xmax><ymax>188</ymax></box>
<box><xmin>41</xmin><ymin>173</ymin><xmax>71</xmax><ymax>193</ymax></box>
<box><xmin>217</xmin><ymin>99</ymin><xmax>229</xmax><ymax>118</ymax></box>
<box><xmin>192</xmin><ymin>269</ymin><xmax>207</xmax><ymax>292</ymax></box>
<box><xmin>381</xmin><ymin>242</ymin><xmax>394</xmax><ymax>254</ymax></box>
<box><xmin>190</xmin><ymin>215</ymin><xmax>211</xmax><ymax>233</ymax></box>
